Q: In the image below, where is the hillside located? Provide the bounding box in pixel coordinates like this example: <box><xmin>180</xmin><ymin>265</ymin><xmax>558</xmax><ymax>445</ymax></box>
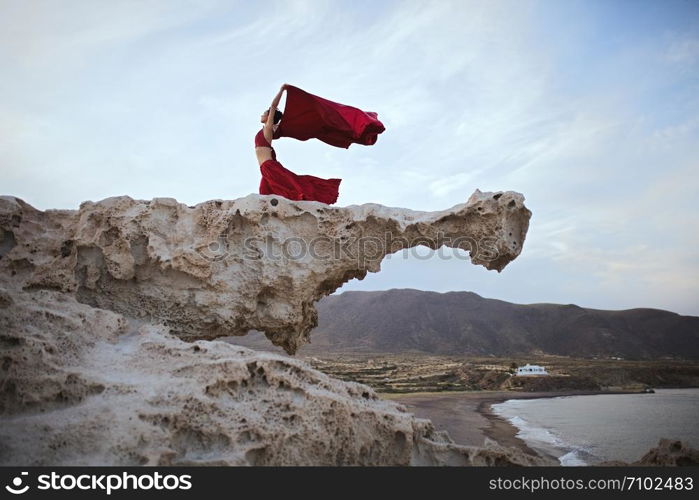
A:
<box><xmin>232</xmin><ymin>289</ymin><xmax>699</xmax><ymax>359</ymax></box>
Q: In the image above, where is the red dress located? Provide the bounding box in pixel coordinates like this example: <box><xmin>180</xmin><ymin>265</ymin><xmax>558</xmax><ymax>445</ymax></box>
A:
<box><xmin>256</xmin><ymin>129</ymin><xmax>341</xmax><ymax>204</ymax></box>
<box><xmin>256</xmin><ymin>85</ymin><xmax>384</xmax><ymax>204</ymax></box>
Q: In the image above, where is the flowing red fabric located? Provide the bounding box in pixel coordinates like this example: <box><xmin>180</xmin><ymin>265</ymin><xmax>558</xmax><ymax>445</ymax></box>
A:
<box><xmin>277</xmin><ymin>85</ymin><xmax>385</xmax><ymax>148</ymax></box>
<box><xmin>259</xmin><ymin>159</ymin><xmax>341</xmax><ymax>205</ymax></box>
<box><xmin>257</xmin><ymin>85</ymin><xmax>382</xmax><ymax>204</ymax></box>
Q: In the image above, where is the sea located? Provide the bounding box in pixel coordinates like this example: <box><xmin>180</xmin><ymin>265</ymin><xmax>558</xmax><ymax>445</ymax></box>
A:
<box><xmin>491</xmin><ymin>388</ymin><xmax>699</xmax><ymax>465</ymax></box>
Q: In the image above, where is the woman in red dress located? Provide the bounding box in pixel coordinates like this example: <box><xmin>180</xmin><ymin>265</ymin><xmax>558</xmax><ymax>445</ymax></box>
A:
<box><xmin>255</xmin><ymin>84</ymin><xmax>341</xmax><ymax>204</ymax></box>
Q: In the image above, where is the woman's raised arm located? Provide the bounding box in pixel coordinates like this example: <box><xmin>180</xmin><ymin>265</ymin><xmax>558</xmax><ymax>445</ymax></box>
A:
<box><xmin>263</xmin><ymin>84</ymin><xmax>287</xmax><ymax>142</ymax></box>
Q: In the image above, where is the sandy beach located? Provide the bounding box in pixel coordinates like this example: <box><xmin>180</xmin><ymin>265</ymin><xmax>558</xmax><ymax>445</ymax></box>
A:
<box><xmin>383</xmin><ymin>390</ymin><xmax>633</xmax><ymax>462</ymax></box>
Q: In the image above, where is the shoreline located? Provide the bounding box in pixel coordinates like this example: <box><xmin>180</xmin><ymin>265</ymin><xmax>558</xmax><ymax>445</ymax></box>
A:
<box><xmin>383</xmin><ymin>389</ymin><xmax>641</xmax><ymax>463</ymax></box>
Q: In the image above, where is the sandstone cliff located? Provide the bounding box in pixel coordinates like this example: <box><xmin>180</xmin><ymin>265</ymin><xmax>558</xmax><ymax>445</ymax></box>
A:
<box><xmin>0</xmin><ymin>191</ymin><xmax>530</xmax><ymax>354</ymax></box>
<box><xmin>1</xmin><ymin>192</ymin><xmax>545</xmax><ymax>465</ymax></box>
<box><xmin>0</xmin><ymin>285</ymin><xmax>552</xmax><ymax>465</ymax></box>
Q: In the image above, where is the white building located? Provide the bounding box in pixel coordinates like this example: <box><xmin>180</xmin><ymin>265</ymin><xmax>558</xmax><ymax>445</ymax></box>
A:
<box><xmin>515</xmin><ymin>364</ymin><xmax>548</xmax><ymax>376</ymax></box>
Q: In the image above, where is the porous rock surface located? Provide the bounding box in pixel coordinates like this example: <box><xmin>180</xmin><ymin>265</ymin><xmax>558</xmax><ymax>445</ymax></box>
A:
<box><xmin>633</xmin><ymin>439</ymin><xmax>699</xmax><ymax>466</ymax></box>
<box><xmin>601</xmin><ymin>439</ymin><xmax>699</xmax><ymax>467</ymax></box>
<box><xmin>0</xmin><ymin>286</ymin><xmax>550</xmax><ymax>465</ymax></box>
<box><xmin>0</xmin><ymin>192</ymin><xmax>541</xmax><ymax>466</ymax></box>
<box><xmin>0</xmin><ymin>192</ymin><xmax>530</xmax><ymax>354</ymax></box>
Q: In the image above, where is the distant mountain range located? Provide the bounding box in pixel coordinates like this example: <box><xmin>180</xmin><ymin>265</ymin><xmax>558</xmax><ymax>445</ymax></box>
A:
<box><xmin>230</xmin><ymin>289</ymin><xmax>699</xmax><ymax>359</ymax></box>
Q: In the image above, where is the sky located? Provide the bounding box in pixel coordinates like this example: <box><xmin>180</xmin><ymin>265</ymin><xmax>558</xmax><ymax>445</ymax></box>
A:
<box><xmin>1</xmin><ymin>0</ymin><xmax>698</xmax><ymax>315</ymax></box>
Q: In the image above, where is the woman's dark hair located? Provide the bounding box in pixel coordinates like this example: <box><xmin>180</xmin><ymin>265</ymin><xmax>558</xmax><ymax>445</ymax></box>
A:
<box><xmin>273</xmin><ymin>109</ymin><xmax>283</xmax><ymax>124</ymax></box>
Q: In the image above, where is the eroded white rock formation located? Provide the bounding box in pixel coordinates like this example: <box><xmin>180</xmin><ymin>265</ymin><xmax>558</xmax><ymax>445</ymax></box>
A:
<box><xmin>0</xmin><ymin>286</ymin><xmax>549</xmax><ymax>465</ymax></box>
<box><xmin>0</xmin><ymin>192</ymin><xmax>544</xmax><ymax>466</ymax></box>
<box><xmin>0</xmin><ymin>191</ymin><xmax>530</xmax><ymax>354</ymax></box>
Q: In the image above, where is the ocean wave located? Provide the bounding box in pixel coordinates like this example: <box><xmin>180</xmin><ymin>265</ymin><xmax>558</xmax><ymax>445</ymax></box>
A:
<box><xmin>558</xmin><ymin>450</ymin><xmax>588</xmax><ymax>466</ymax></box>
<box><xmin>494</xmin><ymin>407</ymin><xmax>591</xmax><ymax>466</ymax></box>
<box><xmin>491</xmin><ymin>390</ymin><xmax>699</xmax><ymax>464</ymax></box>
<box><xmin>507</xmin><ymin>415</ymin><xmax>565</xmax><ymax>448</ymax></box>
<box><xmin>508</xmin><ymin>415</ymin><xmax>590</xmax><ymax>465</ymax></box>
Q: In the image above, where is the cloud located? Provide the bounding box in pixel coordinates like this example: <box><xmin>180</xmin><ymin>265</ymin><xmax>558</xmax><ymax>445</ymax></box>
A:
<box><xmin>1</xmin><ymin>0</ymin><xmax>697</xmax><ymax>314</ymax></box>
<box><xmin>664</xmin><ymin>36</ymin><xmax>699</xmax><ymax>65</ymax></box>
